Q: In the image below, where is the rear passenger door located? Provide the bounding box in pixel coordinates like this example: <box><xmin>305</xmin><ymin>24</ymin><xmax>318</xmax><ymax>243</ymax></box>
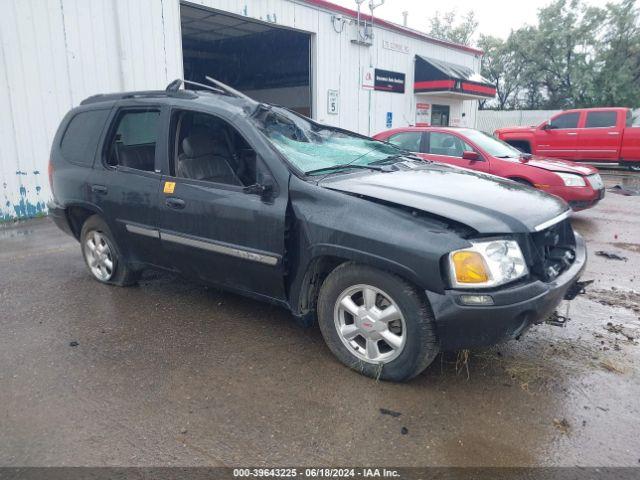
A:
<box><xmin>577</xmin><ymin>110</ymin><xmax>620</xmax><ymax>161</ymax></box>
<box><xmin>89</xmin><ymin>104</ymin><xmax>166</xmax><ymax>268</ymax></box>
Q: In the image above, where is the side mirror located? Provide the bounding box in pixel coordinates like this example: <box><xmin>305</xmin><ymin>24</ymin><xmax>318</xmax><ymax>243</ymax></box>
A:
<box><xmin>542</xmin><ymin>123</ymin><xmax>555</xmax><ymax>131</ymax></box>
<box><xmin>243</xmin><ymin>172</ymin><xmax>275</xmax><ymax>198</ymax></box>
<box><xmin>462</xmin><ymin>150</ymin><xmax>482</xmax><ymax>161</ymax></box>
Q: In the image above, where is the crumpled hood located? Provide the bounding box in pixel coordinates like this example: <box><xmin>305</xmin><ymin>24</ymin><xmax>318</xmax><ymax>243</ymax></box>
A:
<box><xmin>320</xmin><ymin>163</ymin><xmax>569</xmax><ymax>234</ymax></box>
<box><xmin>520</xmin><ymin>155</ymin><xmax>598</xmax><ymax>175</ymax></box>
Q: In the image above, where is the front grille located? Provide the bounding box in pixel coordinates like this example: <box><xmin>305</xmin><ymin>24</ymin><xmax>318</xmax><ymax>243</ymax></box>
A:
<box><xmin>528</xmin><ymin>219</ymin><xmax>576</xmax><ymax>282</ymax></box>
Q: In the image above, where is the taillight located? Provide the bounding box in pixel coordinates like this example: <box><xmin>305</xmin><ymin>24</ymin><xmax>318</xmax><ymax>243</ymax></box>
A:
<box><xmin>48</xmin><ymin>159</ymin><xmax>54</xmax><ymax>196</ymax></box>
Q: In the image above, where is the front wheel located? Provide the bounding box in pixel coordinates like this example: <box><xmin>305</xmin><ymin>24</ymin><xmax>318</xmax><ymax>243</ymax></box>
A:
<box><xmin>317</xmin><ymin>263</ymin><xmax>439</xmax><ymax>382</ymax></box>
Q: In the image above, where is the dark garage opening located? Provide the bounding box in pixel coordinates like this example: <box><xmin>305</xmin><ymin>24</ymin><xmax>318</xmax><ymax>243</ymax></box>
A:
<box><xmin>180</xmin><ymin>3</ymin><xmax>312</xmax><ymax>116</ymax></box>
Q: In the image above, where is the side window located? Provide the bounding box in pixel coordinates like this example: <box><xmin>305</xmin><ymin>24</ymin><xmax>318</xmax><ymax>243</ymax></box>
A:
<box><xmin>585</xmin><ymin>111</ymin><xmax>617</xmax><ymax>128</ymax></box>
<box><xmin>427</xmin><ymin>132</ymin><xmax>473</xmax><ymax>158</ymax></box>
<box><xmin>106</xmin><ymin>109</ymin><xmax>160</xmax><ymax>172</ymax></box>
<box><xmin>171</xmin><ymin>110</ymin><xmax>258</xmax><ymax>187</ymax></box>
<box><xmin>549</xmin><ymin>112</ymin><xmax>580</xmax><ymax>129</ymax></box>
<box><xmin>387</xmin><ymin>132</ymin><xmax>422</xmax><ymax>152</ymax></box>
<box><xmin>60</xmin><ymin>109</ymin><xmax>110</xmax><ymax>166</ymax></box>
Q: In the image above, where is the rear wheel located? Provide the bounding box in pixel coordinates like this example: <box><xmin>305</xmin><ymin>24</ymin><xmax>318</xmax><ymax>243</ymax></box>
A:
<box><xmin>80</xmin><ymin>215</ymin><xmax>139</xmax><ymax>286</ymax></box>
<box><xmin>317</xmin><ymin>263</ymin><xmax>439</xmax><ymax>382</ymax></box>
<box><xmin>626</xmin><ymin>162</ymin><xmax>640</xmax><ymax>172</ymax></box>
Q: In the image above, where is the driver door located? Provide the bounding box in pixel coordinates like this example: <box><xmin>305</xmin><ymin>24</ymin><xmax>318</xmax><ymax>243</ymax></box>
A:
<box><xmin>157</xmin><ymin>108</ymin><xmax>288</xmax><ymax>301</ymax></box>
<box><xmin>538</xmin><ymin>112</ymin><xmax>581</xmax><ymax>160</ymax></box>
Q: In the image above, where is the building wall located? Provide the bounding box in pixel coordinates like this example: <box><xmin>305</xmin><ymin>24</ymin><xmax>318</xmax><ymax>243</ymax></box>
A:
<box><xmin>0</xmin><ymin>0</ymin><xmax>183</xmax><ymax>220</ymax></box>
<box><xmin>0</xmin><ymin>0</ymin><xmax>482</xmax><ymax>221</ymax></box>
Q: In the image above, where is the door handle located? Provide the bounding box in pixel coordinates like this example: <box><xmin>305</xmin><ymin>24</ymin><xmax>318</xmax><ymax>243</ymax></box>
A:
<box><xmin>91</xmin><ymin>184</ymin><xmax>108</xmax><ymax>194</ymax></box>
<box><xmin>566</xmin><ymin>132</ymin><xmax>578</xmax><ymax>136</ymax></box>
<box><xmin>608</xmin><ymin>132</ymin><xmax>620</xmax><ymax>135</ymax></box>
<box><xmin>165</xmin><ymin>197</ymin><xmax>186</xmax><ymax>209</ymax></box>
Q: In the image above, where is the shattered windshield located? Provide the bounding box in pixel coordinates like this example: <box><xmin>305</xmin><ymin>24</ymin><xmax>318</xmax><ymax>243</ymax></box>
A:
<box><xmin>253</xmin><ymin>106</ymin><xmax>404</xmax><ymax>175</ymax></box>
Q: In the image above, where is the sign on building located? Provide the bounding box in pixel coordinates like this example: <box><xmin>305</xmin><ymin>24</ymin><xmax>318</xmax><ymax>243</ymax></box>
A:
<box><xmin>382</xmin><ymin>39</ymin><xmax>409</xmax><ymax>54</ymax></box>
<box><xmin>327</xmin><ymin>89</ymin><xmax>339</xmax><ymax>115</ymax></box>
<box><xmin>362</xmin><ymin>67</ymin><xmax>375</xmax><ymax>89</ymax></box>
<box><xmin>374</xmin><ymin>69</ymin><xmax>405</xmax><ymax>93</ymax></box>
<box><xmin>415</xmin><ymin>103</ymin><xmax>431</xmax><ymax>126</ymax></box>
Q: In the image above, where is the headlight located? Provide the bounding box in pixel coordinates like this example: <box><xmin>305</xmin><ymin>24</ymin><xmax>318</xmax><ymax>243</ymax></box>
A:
<box><xmin>555</xmin><ymin>172</ymin><xmax>586</xmax><ymax>187</ymax></box>
<box><xmin>449</xmin><ymin>240</ymin><xmax>528</xmax><ymax>289</ymax></box>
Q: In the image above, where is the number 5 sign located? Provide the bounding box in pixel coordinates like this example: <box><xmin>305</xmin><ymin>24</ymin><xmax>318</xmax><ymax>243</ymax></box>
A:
<box><xmin>327</xmin><ymin>89</ymin><xmax>339</xmax><ymax>115</ymax></box>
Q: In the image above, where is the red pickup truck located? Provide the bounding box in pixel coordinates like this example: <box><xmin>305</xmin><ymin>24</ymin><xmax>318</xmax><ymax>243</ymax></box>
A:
<box><xmin>495</xmin><ymin>108</ymin><xmax>640</xmax><ymax>171</ymax></box>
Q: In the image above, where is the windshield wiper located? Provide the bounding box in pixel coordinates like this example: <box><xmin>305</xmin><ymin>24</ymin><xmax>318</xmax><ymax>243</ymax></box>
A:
<box><xmin>370</xmin><ymin>153</ymin><xmax>423</xmax><ymax>165</ymax></box>
<box><xmin>305</xmin><ymin>164</ymin><xmax>385</xmax><ymax>176</ymax></box>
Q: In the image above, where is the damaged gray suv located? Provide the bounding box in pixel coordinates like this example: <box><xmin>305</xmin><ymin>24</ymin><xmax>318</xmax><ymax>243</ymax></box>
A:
<box><xmin>49</xmin><ymin>79</ymin><xmax>587</xmax><ymax>381</ymax></box>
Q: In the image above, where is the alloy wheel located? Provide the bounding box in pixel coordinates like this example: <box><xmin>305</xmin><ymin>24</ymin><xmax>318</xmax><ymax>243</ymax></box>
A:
<box><xmin>84</xmin><ymin>231</ymin><xmax>114</xmax><ymax>281</ymax></box>
<box><xmin>334</xmin><ymin>284</ymin><xmax>406</xmax><ymax>364</ymax></box>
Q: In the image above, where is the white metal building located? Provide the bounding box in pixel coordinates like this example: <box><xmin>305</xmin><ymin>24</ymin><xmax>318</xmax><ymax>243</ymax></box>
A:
<box><xmin>0</xmin><ymin>0</ymin><xmax>494</xmax><ymax>220</ymax></box>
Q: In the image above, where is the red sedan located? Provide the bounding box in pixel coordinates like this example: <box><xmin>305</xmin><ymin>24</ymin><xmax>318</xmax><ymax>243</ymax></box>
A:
<box><xmin>373</xmin><ymin>127</ymin><xmax>605</xmax><ymax>211</ymax></box>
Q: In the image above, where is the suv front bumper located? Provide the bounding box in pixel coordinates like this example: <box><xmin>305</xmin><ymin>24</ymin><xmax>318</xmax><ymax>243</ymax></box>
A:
<box><xmin>426</xmin><ymin>233</ymin><xmax>587</xmax><ymax>351</ymax></box>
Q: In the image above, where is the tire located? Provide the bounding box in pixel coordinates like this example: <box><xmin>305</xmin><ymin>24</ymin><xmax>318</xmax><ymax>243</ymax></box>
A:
<box><xmin>626</xmin><ymin>162</ymin><xmax>640</xmax><ymax>172</ymax></box>
<box><xmin>317</xmin><ymin>262</ymin><xmax>439</xmax><ymax>382</ymax></box>
<box><xmin>80</xmin><ymin>214</ymin><xmax>139</xmax><ymax>286</ymax></box>
<box><xmin>508</xmin><ymin>141</ymin><xmax>531</xmax><ymax>154</ymax></box>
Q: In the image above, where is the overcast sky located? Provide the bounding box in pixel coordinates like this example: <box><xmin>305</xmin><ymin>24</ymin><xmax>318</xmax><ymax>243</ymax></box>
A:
<box><xmin>329</xmin><ymin>0</ymin><xmax>637</xmax><ymax>40</ymax></box>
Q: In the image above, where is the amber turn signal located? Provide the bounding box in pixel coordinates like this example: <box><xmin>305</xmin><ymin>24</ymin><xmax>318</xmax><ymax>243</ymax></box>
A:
<box><xmin>451</xmin><ymin>251</ymin><xmax>490</xmax><ymax>284</ymax></box>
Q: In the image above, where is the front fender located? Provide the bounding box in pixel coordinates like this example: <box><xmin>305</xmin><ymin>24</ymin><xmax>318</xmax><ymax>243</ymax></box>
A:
<box><xmin>285</xmin><ymin>176</ymin><xmax>471</xmax><ymax>316</ymax></box>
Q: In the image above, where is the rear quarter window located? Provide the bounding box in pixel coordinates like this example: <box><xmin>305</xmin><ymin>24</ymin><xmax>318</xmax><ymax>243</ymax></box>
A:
<box><xmin>60</xmin><ymin>109</ymin><xmax>110</xmax><ymax>166</ymax></box>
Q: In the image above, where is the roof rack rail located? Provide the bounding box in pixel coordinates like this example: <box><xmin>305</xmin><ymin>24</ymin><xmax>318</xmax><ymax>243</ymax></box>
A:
<box><xmin>80</xmin><ymin>88</ymin><xmax>197</xmax><ymax>105</ymax></box>
<box><xmin>183</xmin><ymin>79</ymin><xmax>226</xmax><ymax>95</ymax></box>
<box><xmin>205</xmin><ymin>76</ymin><xmax>257</xmax><ymax>105</ymax></box>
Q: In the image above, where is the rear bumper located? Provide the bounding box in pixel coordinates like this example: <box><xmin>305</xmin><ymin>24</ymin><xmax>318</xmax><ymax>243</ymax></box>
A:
<box><xmin>426</xmin><ymin>233</ymin><xmax>587</xmax><ymax>351</ymax></box>
<box><xmin>47</xmin><ymin>201</ymin><xmax>74</xmax><ymax>237</ymax></box>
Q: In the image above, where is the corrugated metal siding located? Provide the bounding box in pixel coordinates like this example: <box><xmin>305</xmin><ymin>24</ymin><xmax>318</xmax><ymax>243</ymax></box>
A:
<box><xmin>0</xmin><ymin>0</ymin><xmax>482</xmax><ymax>220</ymax></box>
<box><xmin>0</xmin><ymin>0</ymin><xmax>183</xmax><ymax>221</ymax></box>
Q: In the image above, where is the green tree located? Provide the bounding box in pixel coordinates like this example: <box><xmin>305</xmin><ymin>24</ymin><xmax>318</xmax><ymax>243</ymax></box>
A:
<box><xmin>427</xmin><ymin>10</ymin><xmax>478</xmax><ymax>46</ymax></box>
<box><xmin>518</xmin><ymin>0</ymin><xmax>605</xmax><ymax>108</ymax></box>
<box><xmin>478</xmin><ymin>35</ymin><xmax>526</xmax><ymax>110</ymax></box>
<box><xmin>592</xmin><ymin>0</ymin><xmax>640</xmax><ymax>106</ymax></box>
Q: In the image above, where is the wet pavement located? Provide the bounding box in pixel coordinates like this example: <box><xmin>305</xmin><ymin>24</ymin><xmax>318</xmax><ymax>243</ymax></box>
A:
<box><xmin>1</xmin><ymin>172</ymin><xmax>639</xmax><ymax>467</ymax></box>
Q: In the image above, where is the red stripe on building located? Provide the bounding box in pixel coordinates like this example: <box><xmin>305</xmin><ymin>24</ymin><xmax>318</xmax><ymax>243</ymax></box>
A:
<box><xmin>461</xmin><ymin>82</ymin><xmax>496</xmax><ymax>96</ymax></box>
<box><xmin>414</xmin><ymin>80</ymin><xmax>456</xmax><ymax>91</ymax></box>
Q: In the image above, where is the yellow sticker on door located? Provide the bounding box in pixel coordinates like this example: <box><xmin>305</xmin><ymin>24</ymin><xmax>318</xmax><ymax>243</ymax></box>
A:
<box><xmin>163</xmin><ymin>181</ymin><xmax>176</xmax><ymax>194</ymax></box>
